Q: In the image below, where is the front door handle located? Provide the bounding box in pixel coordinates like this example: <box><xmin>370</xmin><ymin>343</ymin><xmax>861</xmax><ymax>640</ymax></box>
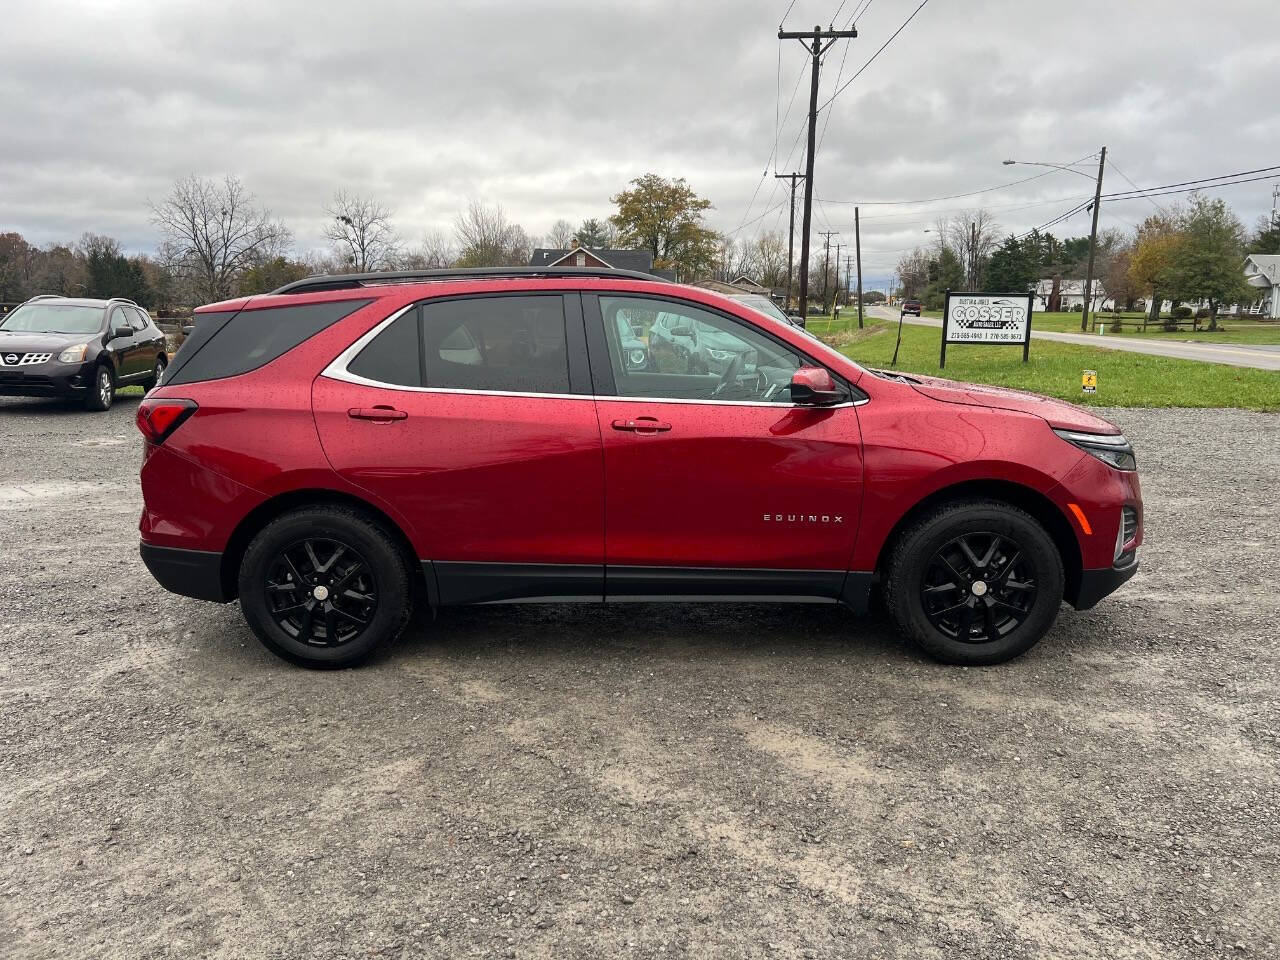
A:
<box><xmin>348</xmin><ymin>405</ymin><xmax>408</xmax><ymax>422</ymax></box>
<box><xmin>611</xmin><ymin>416</ymin><xmax>671</xmax><ymax>434</ymax></box>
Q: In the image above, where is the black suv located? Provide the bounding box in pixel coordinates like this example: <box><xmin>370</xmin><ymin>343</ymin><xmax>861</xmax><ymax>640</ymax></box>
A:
<box><xmin>0</xmin><ymin>296</ymin><xmax>168</xmax><ymax>410</ymax></box>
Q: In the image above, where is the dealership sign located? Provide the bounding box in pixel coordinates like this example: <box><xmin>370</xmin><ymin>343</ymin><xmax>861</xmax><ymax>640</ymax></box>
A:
<box><xmin>939</xmin><ymin>291</ymin><xmax>1035</xmax><ymax>367</ymax></box>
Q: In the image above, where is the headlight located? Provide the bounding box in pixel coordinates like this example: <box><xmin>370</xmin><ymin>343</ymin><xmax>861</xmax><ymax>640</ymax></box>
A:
<box><xmin>628</xmin><ymin>348</ymin><xmax>646</xmax><ymax>367</ymax></box>
<box><xmin>706</xmin><ymin>349</ymin><xmax>733</xmax><ymax>361</ymax></box>
<box><xmin>58</xmin><ymin>344</ymin><xmax>88</xmax><ymax>363</ymax></box>
<box><xmin>1053</xmin><ymin>429</ymin><xmax>1136</xmax><ymax>471</ymax></box>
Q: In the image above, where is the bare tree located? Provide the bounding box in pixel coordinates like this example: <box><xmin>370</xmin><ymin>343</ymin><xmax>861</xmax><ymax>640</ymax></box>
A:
<box><xmin>151</xmin><ymin>174</ymin><xmax>291</xmax><ymax>303</ymax></box>
<box><xmin>750</xmin><ymin>231</ymin><xmax>789</xmax><ymax>289</ymax></box>
<box><xmin>936</xmin><ymin>209</ymin><xmax>1001</xmax><ymax>288</ymax></box>
<box><xmin>547</xmin><ymin>219</ymin><xmax>576</xmax><ymax>249</ymax></box>
<box><xmin>895</xmin><ymin>247</ymin><xmax>931</xmax><ymax>299</ymax></box>
<box><xmin>416</xmin><ymin>229</ymin><xmax>456</xmax><ymax>269</ymax></box>
<box><xmin>454</xmin><ymin>200</ymin><xmax>532</xmax><ymax>267</ymax></box>
<box><xmin>323</xmin><ymin>190</ymin><xmax>401</xmax><ymax>273</ymax></box>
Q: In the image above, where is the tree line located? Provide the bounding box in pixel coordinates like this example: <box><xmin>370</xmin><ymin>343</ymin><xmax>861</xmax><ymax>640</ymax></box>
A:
<box><xmin>896</xmin><ymin>196</ymin><xmax>1279</xmax><ymax>324</ymax></box>
<box><xmin>1</xmin><ymin>172</ymin><xmax>749</xmax><ymax>313</ymax></box>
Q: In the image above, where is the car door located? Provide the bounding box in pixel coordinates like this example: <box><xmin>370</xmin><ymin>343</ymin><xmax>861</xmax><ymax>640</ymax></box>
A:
<box><xmin>125</xmin><ymin>307</ymin><xmax>158</xmax><ymax>376</ymax></box>
<box><xmin>586</xmin><ymin>293</ymin><xmax>865</xmax><ymax>601</ymax></box>
<box><xmin>312</xmin><ymin>292</ymin><xmax>605</xmax><ymax>604</ymax></box>
<box><xmin>103</xmin><ymin>305</ymin><xmax>135</xmax><ymax>376</ymax></box>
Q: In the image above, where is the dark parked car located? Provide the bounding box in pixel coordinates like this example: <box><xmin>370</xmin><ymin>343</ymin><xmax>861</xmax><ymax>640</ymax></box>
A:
<box><xmin>137</xmin><ymin>267</ymin><xmax>1141</xmax><ymax>670</ymax></box>
<box><xmin>901</xmin><ymin>299</ymin><xmax>923</xmax><ymax>316</ymax></box>
<box><xmin>0</xmin><ymin>296</ymin><xmax>168</xmax><ymax>410</ymax></box>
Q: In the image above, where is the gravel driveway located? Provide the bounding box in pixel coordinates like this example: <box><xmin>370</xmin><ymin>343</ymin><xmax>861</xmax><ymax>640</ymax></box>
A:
<box><xmin>1</xmin><ymin>396</ymin><xmax>1277</xmax><ymax>959</ymax></box>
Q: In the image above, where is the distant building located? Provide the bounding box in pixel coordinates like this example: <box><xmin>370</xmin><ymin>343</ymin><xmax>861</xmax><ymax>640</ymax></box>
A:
<box><xmin>529</xmin><ymin>244</ymin><xmax>676</xmax><ymax>281</ymax></box>
<box><xmin>1244</xmin><ymin>254</ymin><xmax>1280</xmax><ymax>319</ymax></box>
<box><xmin>1033</xmin><ymin>278</ymin><xmax>1114</xmax><ymax>313</ymax></box>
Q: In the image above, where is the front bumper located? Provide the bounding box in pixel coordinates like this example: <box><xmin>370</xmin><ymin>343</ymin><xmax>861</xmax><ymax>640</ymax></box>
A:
<box><xmin>140</xmin><ymin>542</ymin><xmax>230</xmax><ymax>603</ymax></box>
<box><xmin>0</xmin><ymin>360</ymin><xmax>93</xmax><ymax>397</ymax></box>
<box><xmin>1071</xmin><ymin>552</ymin><xmax>1140</xmax><ymax>610</ymax></box>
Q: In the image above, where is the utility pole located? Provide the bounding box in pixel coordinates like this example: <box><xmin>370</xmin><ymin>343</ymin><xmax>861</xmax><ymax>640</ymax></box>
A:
<box><xmin>779</xmin><ymin>22</ymin><xmax>858</xmax><ymax>323</ymax></box>
<box><xmin>968</xmin><ymin>221</ymin><xmax>978</xmax><ymax>288</ymax></box>
<box><xmin>774</xmin><ymin>172</ymin><xmax>804</xmax><ymax>310</ymax></box>
<box><xmin>819</xmin><ymin>230</ymin><xmax>838</xmax><ymax>315</ymax></box>
<box><xmin>1080</xmin><ymin>145</ymin><xmax>1106</xmax><ymax>332</ymax></box>
<box><xmin>854</xmin><ymin>205</ymin><xmax>864</xmax><ymax>329</ymax></box>
<box><xmin>829</xmin><ymin>241</ymin><xmax>839</xmax><ymax>309</ymax></box>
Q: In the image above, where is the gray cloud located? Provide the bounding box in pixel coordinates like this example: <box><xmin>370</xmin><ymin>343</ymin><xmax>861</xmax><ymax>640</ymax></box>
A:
<box><xmin>2</xmin><ymin>0</ymin><xmax>1277</xmax><ymax>284</ymax></box>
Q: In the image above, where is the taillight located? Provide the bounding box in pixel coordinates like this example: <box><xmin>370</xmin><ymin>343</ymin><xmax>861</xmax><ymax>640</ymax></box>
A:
<box><xmin>136</xmin><ymin>398</ymin><xmax>197</xmax><ymax>444</ymax></box>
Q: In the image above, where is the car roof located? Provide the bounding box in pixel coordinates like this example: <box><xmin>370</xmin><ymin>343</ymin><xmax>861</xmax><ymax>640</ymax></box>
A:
<box><xmin>20</xmin><ymin>297</ymin><xmax>113</xmax><ymax>309</ymax></box>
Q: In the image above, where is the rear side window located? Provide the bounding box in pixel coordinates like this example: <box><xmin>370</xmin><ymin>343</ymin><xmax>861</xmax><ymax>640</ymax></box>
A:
<box><xmin>166</xmin><ymin>299</ymin><xmax>369</xmax><ymax>386</ymax></box>
<box><xmin>348</xmin><ymin>308</ymin><xmax>422</xmax><ymax>387</ymax></box>
<box><xmin>421</xmin><ymin>296</ymin><xmax>568</xmax><ymax>393</ymax></box>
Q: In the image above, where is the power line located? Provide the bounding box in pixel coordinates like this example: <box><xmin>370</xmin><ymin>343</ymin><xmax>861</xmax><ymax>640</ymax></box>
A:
<box><xmin>1101</xmin><ymin>164</ymin><xmax>1280</xmax><ymax>200</ymax></box>
<box><xmin>817</xmin><ymin>167</ymin><xmax>1069</xmax><ymax>205</ymax></box>
<box><xmin>1104</xmin><ymin>173</ymin><xmax>1280</xmax><ymax>202</ymax></box>
<box><xmin>816</xmin><ymin>0</ymin><xmax>933</xmax><ymax>113</ymax></box>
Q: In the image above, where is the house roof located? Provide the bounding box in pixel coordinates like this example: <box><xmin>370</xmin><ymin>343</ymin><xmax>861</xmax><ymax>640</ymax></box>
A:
<box><xmin>531</xmin><ymin>247</ymin><xmax>653</xmax><ymax>273</ymax></box>
<box><xmin>1245</xmin><ymin>254</ymin><xmax>1280</xmax><ymax>285</ymax></box>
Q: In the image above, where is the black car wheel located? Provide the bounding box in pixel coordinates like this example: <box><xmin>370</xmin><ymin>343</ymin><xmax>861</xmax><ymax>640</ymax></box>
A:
<box><xmin>144</xmin><ymin>356</ymin><xmax>167</xmax><ymax>390</ymax></box>
<box><xmin>84</xmin><ymin>365</ymin><xmax>115</xmax><ymax>411</ymax></box>
<box><xmin>238</xmin><ymin>506</ymin><xmax>413</xmax><ymax>668</ymax></box>
<box><xmin>883</xmin><ymin>499</ymin><xmax>1064</xmax><ymax>665</ymax></box>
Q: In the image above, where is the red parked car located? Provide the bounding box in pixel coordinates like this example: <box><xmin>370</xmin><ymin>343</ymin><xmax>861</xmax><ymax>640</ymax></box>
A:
<box><xmin>137</xmin><ymin>268</ymin><xmax>1141</xmax><ymax>669</ymax></box>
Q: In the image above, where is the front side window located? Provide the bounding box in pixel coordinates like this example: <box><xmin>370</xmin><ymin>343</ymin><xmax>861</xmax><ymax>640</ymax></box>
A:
<box><xmin>109</xmin><ymin>306</ymin><xmax>131</xmax><ymax>335</ymax></box>
<box><xmin>348</xmin><ymin>308</ymin><xmax>422</xmax><ymax>387</ymax></box>
<box><xmin>599</xmin><ymin>296</ymin><xmax>803</xmax><ymax>403</ymax></box>
<box><xmin>128</xmin><ymin>307</ymin><xmax>149</xmax><ymax>331</ymax></box>
<box><xmin>421</xmin><ymin>295</ymin><xmax>569</xmax><ymax>394</ymax></box>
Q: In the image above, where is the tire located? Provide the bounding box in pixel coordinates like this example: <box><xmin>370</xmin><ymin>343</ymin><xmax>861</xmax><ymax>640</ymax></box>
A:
<box><xmin>883</xmin><ymin>499</ymin><xmax>1064</xmax><ymax>665</ymax></box>
<box><xmin>143</xmin><ymin>355</ymin><xmax>167</xmax><ymax>391</ymax></box>
<box><xmin>237</xmin><ymin>506</ymin><xmax>413</xmax><ymax>669</ymax></box>
<box><xmin>84</xmin><ymin>365</ymin><xmax>115</xmax><ymax>411</ymax></box>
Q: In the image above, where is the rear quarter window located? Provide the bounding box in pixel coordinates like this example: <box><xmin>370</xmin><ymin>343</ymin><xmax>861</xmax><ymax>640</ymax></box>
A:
<box><xmin>164</xmin><ymin>299</ymin><xmax>370</xmax><ymax>386</ymax></box>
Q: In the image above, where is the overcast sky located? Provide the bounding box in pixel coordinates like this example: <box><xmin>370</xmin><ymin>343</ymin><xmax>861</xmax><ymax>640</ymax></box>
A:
<box><xmin>2</xmin><ymin>0</ymin><xmax>1277</xmax><ymax>284</ymax></box>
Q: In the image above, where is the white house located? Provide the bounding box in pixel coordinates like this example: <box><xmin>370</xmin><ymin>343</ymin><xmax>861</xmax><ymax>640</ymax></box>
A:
<box><xmin>1244</xmin><ymin>254</ymin><xmax>1280</xmax><ymax>319</ymax></box>
<box><xmin>1033</xmin><ymin>279</ymin><xmax>1115</xmax><ymax>312</ymax></box>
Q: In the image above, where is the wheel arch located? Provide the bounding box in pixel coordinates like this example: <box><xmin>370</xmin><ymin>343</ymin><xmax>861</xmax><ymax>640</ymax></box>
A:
<box><xmin>218</xmin><ymin>488</ymin><xmax>425</xmax><ymax>601</ymax></box>
<box><xmin>874</xmin><ymin>478</ymin><xmax>1082</xmax><ymax>604</ymax></box>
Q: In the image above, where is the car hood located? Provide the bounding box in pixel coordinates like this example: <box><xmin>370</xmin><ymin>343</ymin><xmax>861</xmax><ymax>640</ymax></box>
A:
<box><xmin>0</xmin><ymin>330</ymin><xmax>97</xmax><ymax>352</ymax></box>
<box><xmin>905</xmin><ymin>372</ymin><xmax>1121</xmax><ymax>434</ymax></box>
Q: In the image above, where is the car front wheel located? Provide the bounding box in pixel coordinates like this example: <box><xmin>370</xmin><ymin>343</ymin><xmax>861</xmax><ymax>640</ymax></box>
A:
<box><xmin>84</xmin><ymin>365</ymin><xmax>115</xmax><ymax>411</ymax></box>
<box><xmin>238</xmin><ymin>506</ymin><xmax>413</xmax><ymax>668</ymax></box>
<box><xmin>883</xmin><ymin>499</ymin><xmax>1064</xmax><ymax>665</ymax></box>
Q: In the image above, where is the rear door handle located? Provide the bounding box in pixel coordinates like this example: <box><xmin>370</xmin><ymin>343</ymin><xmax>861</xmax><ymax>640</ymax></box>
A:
<box><xmin>348</xmin><ymin>406</ymin><xmax>408</xmax><ymax>422</ymax></box>
<box><xmin>611</xmin><ymin>416</ymin><xmax>671</xmax><ymax>434</ymax></box>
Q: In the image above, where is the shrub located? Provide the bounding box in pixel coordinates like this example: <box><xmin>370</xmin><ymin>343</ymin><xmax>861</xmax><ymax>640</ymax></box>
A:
<box><xmin>1195</xmin><ymin>307</ymin><xmax>1210</xmax><ymax>319</ymax></box>
<box><xmin>1171</xmin><ymin>305</ymin><xmax>1193</xmax><ymax>320</ymax></box>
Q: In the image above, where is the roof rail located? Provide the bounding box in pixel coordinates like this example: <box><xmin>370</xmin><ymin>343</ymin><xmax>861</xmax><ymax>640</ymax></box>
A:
<box><xmin>27</xmin><ymin>294</ymin><xmax>63</xmax><ymax>302</ymax></box>
<box><xmin>106</xmin><ymin>297</ymin><xmax>139</xmax><ymax>306</ymax></box>
<box><xmin>268</xmin><ymin>266</ymin><xmax>664</xmax><ymax>297</ymax></box>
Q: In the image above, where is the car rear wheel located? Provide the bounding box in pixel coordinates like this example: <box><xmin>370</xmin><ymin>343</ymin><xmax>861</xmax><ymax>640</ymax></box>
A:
<box><xmin>84</xmin><ymin>365</ymin><xmax>115</xmax><ymax>411</ymax></box>
<box><xmin>238</xmin><ymin>506</ymin><xmax>413</xmax><ymax>668</ymax></box>
<box><xmin>143</xmin><ymin>355</ymin><xmax>166</xmax><ymax>390</ymax></box>
<box><xmin>883</xmin><ymin>499</ymin><xmax>1064</xmax><ymax>665</ymax></box>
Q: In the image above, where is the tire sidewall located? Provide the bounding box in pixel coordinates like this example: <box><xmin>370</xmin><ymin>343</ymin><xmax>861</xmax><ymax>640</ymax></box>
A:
<box><xmin>238</xmin><ymin>510</ymin><xmax>409</xmax><ymax>668</ymax></box>
<box><xmin>892</xmin><ymin>505</ymin><xmax>1064</xmax><ymax>665</ymax></box>
<box><xmin>86</xmin><ymin>365</ymin><xmax>114</xmax><ymax>411</ymax></box>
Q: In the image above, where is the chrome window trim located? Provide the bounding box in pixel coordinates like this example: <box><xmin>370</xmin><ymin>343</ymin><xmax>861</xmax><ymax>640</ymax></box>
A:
<box><xmin>321</xmin><ymin>301</ymin><xmax>868</xmax><ymax>409</ymax></box>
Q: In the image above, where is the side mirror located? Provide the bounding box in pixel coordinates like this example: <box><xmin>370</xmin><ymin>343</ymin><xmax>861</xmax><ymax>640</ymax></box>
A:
<box><xmin>789</xmin><ymin>366</ymin><xmax>842</xmax><ymax>406</ymax></box>
<box><xmin>113</xmin><ymin>325</ymin><xmax>132</xmax><ymax>339</ymax></box>
<box><xmin>182</xmin><ymin>325</ymin><xmax>195</xmax><ymax>337</ymax></box>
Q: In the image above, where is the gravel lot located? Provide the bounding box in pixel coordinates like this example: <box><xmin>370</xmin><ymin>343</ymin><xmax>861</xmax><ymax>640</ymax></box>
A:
<box><xmin>1</xmin><ymin>395</ymin><xmax>1277</xmax><ymax>960</ymax></box>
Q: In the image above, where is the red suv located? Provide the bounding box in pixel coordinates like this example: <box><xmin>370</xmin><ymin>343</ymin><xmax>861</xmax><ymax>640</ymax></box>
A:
<box><xmin>137</xmin><ymin>268</ymin><xmax>1141</xmax><ymax>668</ymax></box>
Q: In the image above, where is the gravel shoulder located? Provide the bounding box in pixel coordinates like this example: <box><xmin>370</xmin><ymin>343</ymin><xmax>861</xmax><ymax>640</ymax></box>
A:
<box><xmin>1</xmin><ymin>396</ymin><xmax>1277</xmax><ymax>959</ymax></box>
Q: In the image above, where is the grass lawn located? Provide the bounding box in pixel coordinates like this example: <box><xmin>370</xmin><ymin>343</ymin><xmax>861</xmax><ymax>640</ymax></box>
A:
<box><xmin>818</xmin><ymin>317</ymin><xmax>1280</xmax><ymax>411</ymax></box>
<box><xmin>911</xmin><ymin>308</ymin><xmax>1280</xmax><ymax>344</ymax></box>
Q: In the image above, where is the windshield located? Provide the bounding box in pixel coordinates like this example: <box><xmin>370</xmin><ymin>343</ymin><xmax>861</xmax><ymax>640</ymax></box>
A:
<box><xmin>0</xmin><ymin>303</ymin><xmax>104</xmax><ymax>335</ymax></box>
<box><xmin>737</xmin><ymin>296</ymin><xmax>790</xmax><ymax>324</ymax></box>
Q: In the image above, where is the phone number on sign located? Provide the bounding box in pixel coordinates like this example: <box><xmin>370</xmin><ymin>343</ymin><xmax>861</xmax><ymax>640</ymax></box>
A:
<box><xmin>947</xmin><ymin>330</ymin><xmax>1025</xmax><ymax>342</ymax></box>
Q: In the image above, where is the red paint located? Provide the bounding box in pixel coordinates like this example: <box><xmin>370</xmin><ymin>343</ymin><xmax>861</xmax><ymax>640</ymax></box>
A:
<box><xmin>140</xmin><ymin>276</ymin><xmax>1143</xmax><ymax>588</ymax></box>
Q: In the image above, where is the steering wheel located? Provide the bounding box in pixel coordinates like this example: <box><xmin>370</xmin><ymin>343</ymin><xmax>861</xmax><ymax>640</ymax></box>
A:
<box><xmin>710</xmin><ymin>351</ymin><xmax>746</xmax><ymax>399</ymax></box>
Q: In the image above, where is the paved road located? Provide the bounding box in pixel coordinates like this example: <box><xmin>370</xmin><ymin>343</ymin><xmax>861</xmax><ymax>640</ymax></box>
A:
<box><xmin>867</xmin><ymin>305</ymin><xmax>1280</xmax><ymax>370</ymax></box>
<box><xmin>3</xmin><ymin>395</ymin><xmax>1279</xmax><ymax>959</ymax></box>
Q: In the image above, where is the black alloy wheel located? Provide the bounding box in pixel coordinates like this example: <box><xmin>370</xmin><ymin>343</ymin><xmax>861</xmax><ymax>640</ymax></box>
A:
<box><xmin>883</xmin><ymin>499</ymin><xmax>1064</xmax><ymax>665</ymax></box>
<box><xmin>919</xmin><ymin>532</ymin><xmax>1037</xmax><ymax>643</ymax></box>
<box><xmin>264</xmin><ymin>537</ymin><xmax>378</xmax><ymax>648</ymax></box>
<box><xmin>238</xmin><ymin>505</ymin><xmax>413</xmax><ymax>668</ymax></box>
